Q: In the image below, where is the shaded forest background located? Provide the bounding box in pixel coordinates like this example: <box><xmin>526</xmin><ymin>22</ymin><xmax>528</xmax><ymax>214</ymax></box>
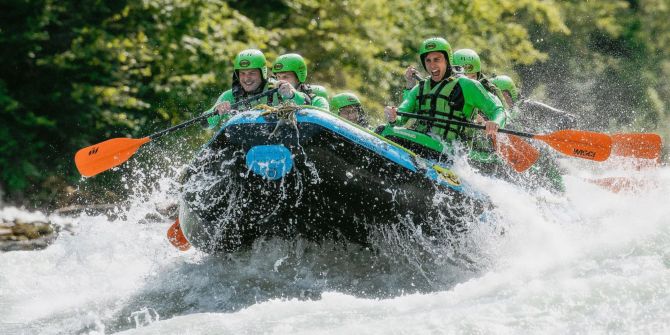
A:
<box><xmin>1</xmin><ymin>0</ymin><xmax>669</xmax><ymax>208</ymax></box>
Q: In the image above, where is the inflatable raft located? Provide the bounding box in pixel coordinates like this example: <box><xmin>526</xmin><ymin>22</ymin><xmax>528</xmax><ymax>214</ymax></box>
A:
<box><xmin>177</xmin><ymin>106</ymin><xmax>490</xmax><ymax>253</ymax></box>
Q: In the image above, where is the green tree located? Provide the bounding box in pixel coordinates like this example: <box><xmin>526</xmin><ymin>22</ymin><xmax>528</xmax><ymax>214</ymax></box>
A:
<box><xmin>0</xmin><ymin>0</ymin><xmax>271</xmax><ymax>206</ymax></box>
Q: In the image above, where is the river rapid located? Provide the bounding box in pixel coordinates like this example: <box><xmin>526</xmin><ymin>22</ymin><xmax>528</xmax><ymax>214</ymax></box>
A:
<box><xmin>1</xmin><ymin>155</ymin><xmax>669</xmax><ymax>334</ymax></box>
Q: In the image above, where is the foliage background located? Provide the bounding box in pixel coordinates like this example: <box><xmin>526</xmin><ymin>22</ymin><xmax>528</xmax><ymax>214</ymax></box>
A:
<box><xmin>1</xmin><ymin>0</ymin><xmax>668</xmax><ymax>208</ymax></box>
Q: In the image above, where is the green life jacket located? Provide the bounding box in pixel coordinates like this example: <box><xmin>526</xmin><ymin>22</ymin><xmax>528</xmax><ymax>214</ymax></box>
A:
<box><xmin>395</xmin><ymin>75</ymin><xmax>506</xmax><ymax>156</ymax></box>
<box><xmin>410</xmin><ymin>77</ymin><xmax>473</xmax><ymax>141</ymax></box>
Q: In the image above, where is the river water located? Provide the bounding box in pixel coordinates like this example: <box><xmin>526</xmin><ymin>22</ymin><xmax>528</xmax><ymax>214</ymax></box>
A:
<box><xmin>1</xmin><ymin>155</ymin><xmax>669</xmax><ymax>334</ymax></box>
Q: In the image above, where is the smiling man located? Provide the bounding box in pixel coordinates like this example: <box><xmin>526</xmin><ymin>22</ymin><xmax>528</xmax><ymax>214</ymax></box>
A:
<box><xmin>384</xmin><ymin>37</ymin><xmax>506</xmax><ymax>142</ymax></box>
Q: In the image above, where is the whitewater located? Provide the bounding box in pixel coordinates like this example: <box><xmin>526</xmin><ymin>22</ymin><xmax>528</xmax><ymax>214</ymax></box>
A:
<box><xmin>1</xmin><ymin>155</ymin><xmax>669</xmax><ymax>334</ymax></box>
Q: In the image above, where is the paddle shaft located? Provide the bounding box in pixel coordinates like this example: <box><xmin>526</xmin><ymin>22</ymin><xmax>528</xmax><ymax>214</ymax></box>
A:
<box><xmin>149</xmin><ymin>88</ymin><xmax>278</xmax><ymax>140</ymax></box>
<box><xmin>396</xmin><ymin>111</ymin><xmax>533</xmax><ymax>138</ymax></box>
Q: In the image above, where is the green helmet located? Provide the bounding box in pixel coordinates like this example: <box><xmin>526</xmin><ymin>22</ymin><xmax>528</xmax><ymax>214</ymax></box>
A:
<box><xmin>310</xmin><ymin>85</ymin><xmax>329</xmax><ymax>100</ymax></box>
<box><xmin>330</xmin><ymin>93</ymin><xmax>361</xmax><ymax>115</ymax></box>
<box><xmin>418</xmin><ymin>37</ymin><xmax>453</xmax><ymax>70</ymax></box>
<box><xmin>453</xmin><ymin>49</ymin><xmax>481</xmax><ymax>74</ymax></box>
<box><xmin>233</xmin><ymin>49</ymin><xmax>267</xmax><ymax>79</ymax></box>
<box><xmin>272</xmin><ymin>53</ymin><xmax>307</xmax><ymax>83</ymax></box>
<box><xmin>491</xmin><ymin>75</ymin><xmax>519</xmax><ymax>102</ymax></box>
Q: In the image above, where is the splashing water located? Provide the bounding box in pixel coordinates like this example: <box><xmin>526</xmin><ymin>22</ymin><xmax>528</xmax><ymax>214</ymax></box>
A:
<box><xmin>1</xmin><ymin>153</ymin><xmax>669</xmax><ymax>334</ymax></box>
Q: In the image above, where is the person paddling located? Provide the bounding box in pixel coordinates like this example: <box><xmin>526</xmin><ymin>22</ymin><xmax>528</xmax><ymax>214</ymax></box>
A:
<box><xmin>384</xmin><ymin>37</ymin><xmax>506</xmax><ymax>143</ymax></box>
<box><xmin>271</xmin><ymin>53</ymin><xmax>330</xmax><ymax>111</ymax></box>
<box><xmin>204</xmin><ymin>49</ymin><xmax>308</xmax><ymax>128</ymax></box>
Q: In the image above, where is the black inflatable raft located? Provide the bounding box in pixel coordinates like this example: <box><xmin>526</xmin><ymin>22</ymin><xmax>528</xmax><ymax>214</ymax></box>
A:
<box><xmin>177</xmin><ymin>107</ymin><xmax>490</xmax><ymax>253</ymax></box>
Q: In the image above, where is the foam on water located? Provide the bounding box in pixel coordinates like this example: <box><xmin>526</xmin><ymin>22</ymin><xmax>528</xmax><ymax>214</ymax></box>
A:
<box><xmin>1</xmin><ymin>156</ymin><xmax>669</xmax><ymax>334</ymax></box>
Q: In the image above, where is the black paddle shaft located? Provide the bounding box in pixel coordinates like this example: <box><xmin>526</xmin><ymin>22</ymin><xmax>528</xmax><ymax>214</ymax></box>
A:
<box><xmin>149</xmin><ymin>88</ymin><xmax>279</xmax><ymax>140</ymax></box>
<box><xmin>396</xmin><ymin>111</ymin><xmax>535</xmax><ymax>138</ymax></box>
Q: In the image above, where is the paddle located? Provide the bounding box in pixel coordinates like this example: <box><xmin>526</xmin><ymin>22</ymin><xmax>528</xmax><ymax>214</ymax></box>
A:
<box><xmin>396</xmin><ymin>112</ymin><xmax>612</xmax><ymax>161</ymax></box>
<box><xmin>611</xmin><ymin>133</ymin><xmax>662</xmax><ymax>160</ymax></box>
<box><xmin>74</xmin><ymin>88</ymin><xmax>279</xmax><ymax>177</ymax></box>
<box><xmin>492</xmin><ymin>133</ymin><xmax>540</xmax><ymax>172</ymax></box>
<box><xmin>520</xmin><ymin>100</ymin><xmax>661</xmax><ymax>160</ymax></box>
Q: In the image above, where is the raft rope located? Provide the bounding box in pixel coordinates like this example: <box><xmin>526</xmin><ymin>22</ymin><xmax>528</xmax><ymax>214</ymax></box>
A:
<box><xmin>257</xmin><ymin>101</ymin><xmax>300</xmax><ymax>120</ymax></box>
<box><xmin>256</xmin><ymin>101</ymin><xmax>301</xmax><ymax>137</ymax></box>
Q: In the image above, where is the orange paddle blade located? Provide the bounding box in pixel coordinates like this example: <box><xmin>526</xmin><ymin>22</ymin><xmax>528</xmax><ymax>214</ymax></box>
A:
<box><xmin>74</xmin><ymin>137</ymin><xmax>151</xmax><ymax>177</ymax></box>
<box><xmin>611</xmin><ymin>133</ymin><xmax>662</xmax><ymax>160</ymax></box>
<box><xmin>167</xmin><ymin>218</ymin><xmax>191</xmax><ymax>251</ymax></box>
<box><xmin>495</xmin><ymin>134</ymin><xmax>540</xmax><ymax>172</ymax></box>
<box><xmin>534</xmin><ymin>130</ymin><xmax>612</xmax><ymax>161</ymax></box>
